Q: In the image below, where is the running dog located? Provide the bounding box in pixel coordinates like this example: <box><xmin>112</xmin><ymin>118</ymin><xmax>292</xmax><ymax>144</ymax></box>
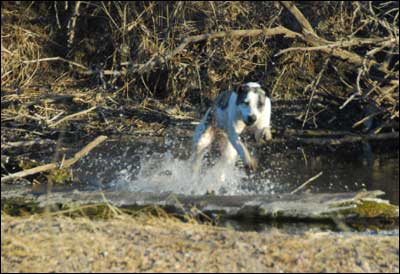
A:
<box><xmin>191</xmin><ymin>82</ymin><xmax>272</xmax><ymax>173</ymax></box>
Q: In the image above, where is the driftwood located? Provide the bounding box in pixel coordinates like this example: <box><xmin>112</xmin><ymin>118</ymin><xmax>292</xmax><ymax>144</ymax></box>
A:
<box><xmin>286</xmin><ymin>131</ymin><xmax>399</xmax><ymax>145</ymax></box>
<box><xmin>2</xmin><ymin>189</ymin><xmax>398</xmax><ymax>222</ymax></box>
<box><xmin>1</xmin><ymin>135</ymin><xmax>107</xmax><ymax>183</ymax></box>
<box><xmin>261</xmin><ymin>128</ymin><xmax>399</xmax><ymax>146</ymax></box>
<box><xmin>282</xmin><ymin>129</ymin><xmax>358</xmax><ymax>137</ymax></box>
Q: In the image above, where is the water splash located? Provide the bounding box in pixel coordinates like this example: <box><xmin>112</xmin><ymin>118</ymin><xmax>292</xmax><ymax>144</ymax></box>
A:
<box><xmin>73</xmin><ymin>134</ymin><xmax>399</xmax><ymax>203</ymax></box>
<box><xmin>108</xmin><ymin>150</ymin><xmax>276</xmax><ymax>195</ymax></box>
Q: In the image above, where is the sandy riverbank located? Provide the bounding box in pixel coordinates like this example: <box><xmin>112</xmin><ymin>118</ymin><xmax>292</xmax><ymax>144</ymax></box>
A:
<box><xmin>1</xmin><ymin>214</ymin><xmax>398</xmax><ymax>273</ymax></box>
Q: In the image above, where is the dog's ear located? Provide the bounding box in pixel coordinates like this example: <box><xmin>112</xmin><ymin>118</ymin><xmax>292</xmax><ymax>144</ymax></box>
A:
<box><xmin>236</xmin><ymin>84</ymin><xmax>248</xmax><ymax>105</ymax></box>
<box><xmin>257</xmin><ymin>84</ymin><xmax>270</xmax><ymax>98</ymax></box>
<box><xmin>263</xmin><ymin>86</ymin><xmax>271</xmax><ymax>98</ymax></box>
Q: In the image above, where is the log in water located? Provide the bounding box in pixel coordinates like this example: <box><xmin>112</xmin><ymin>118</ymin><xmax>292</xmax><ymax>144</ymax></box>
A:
<box><xmin>2</xmin><ymin>189</ymin><xmax>398</xmax><ymax>222</ymax></box>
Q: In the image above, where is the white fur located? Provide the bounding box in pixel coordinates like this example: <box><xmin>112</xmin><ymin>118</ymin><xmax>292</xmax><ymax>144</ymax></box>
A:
<box><xmin>245</xmin><ymin>82</ymin><xmax>261</xmax><ymax>88</ymax></box>
<box><xmin>191</xmin><ymin>82</ymin><xmax>272</xmax><ymax>174</ymax></box>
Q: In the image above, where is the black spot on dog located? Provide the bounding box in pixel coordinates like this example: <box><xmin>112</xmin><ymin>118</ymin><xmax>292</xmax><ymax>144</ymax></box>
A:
<box><xmin>215</xmin><ymin>90</ymin><xmax>232</xmax><ymax>110</ymax></box>
<box><xmin>236</xmin><ymin>84</ymin><xmax>249</xmax><ymax>105</ymax></box>
<box><xmin>257</xmin><ymin>93</ymin><xmax>266</xmax><ymax>110</ymax></box>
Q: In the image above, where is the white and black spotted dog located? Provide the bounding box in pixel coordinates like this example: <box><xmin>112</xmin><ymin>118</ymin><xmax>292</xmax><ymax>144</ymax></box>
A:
<box><xmin>191</xmin><ymin>82</ymin><xmax>272</xmax><ymax>174</ymax></box>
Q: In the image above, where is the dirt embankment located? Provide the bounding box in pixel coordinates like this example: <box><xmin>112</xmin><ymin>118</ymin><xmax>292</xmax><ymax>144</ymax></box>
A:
<box><xmin>1</xmin><ymin>215</ymin><xmax>399</xmax><ymax>273</ymax></box>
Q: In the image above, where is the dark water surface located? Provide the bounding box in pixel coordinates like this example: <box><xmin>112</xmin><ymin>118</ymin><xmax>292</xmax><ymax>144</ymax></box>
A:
<box><xmin>69</xmin><ymin>135</ymin><xmax>399</xmax><ymax>205</ymax></box>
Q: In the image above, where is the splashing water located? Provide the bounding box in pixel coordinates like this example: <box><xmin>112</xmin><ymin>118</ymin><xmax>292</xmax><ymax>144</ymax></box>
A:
<box><xmin>74</xmin><ymin>134</ymin><xmax>398</xmax><ymax>204</ymax></box>
<box><xmin>108</xmin><ymin>149</ymin><xmax>275</xmax><ymax>195</ymax></box>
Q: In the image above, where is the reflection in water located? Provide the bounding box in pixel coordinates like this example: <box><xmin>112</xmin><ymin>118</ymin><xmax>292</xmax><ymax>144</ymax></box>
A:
<box><xmin>73</xmin><ymin>135</ymin><xmax>399</xmax><ymax>204</ymax></box>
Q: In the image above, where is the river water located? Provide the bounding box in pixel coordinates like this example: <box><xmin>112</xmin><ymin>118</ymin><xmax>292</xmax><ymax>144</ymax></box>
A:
<box><xmin>71</xmin><ymin>134</ymin><xmax>399</xmax><ymax>205</ymax></box>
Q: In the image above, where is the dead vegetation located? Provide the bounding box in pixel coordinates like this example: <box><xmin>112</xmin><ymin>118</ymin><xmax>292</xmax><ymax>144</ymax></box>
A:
<box><xmin>1</xmin><ymin>1</ymin><xmax>399</xmax><ymax>184</ymax></box>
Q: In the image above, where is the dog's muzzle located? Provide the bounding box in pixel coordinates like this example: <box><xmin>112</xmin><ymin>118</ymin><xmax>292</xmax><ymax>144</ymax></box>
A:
<box><xmin>245</xmin><ymin>115</ymin><xmax>257</xmax><ymax>126</ymax></box>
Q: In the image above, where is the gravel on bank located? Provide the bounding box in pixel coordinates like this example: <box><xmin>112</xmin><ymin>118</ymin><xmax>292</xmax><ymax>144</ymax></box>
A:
<box><xmin>1</xmin><ymin>214</ymin><xmax>399</xmax><ymax>273</ymax></box>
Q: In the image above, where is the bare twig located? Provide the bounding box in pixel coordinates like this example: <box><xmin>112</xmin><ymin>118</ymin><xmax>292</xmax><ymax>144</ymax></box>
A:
<box><xmin>67</xmin><ymin>1</ymin><xmax>82</xmax><ymax>48</ymax></box>
<box><xmin>339</xmin><ymin>68</ymin><xmax>364</xmax><ymax>110</ymax></box>
<box><xmin>279</xmin><ymin>1</ymin><xmax>316</xmax><ymax>36</ymax></box>
<box><xmin>275</xmin><ymin>38</ymin><xmax>398</xmax><ymax>57</ymax></box>
<box><xmin>1</xmin><ymin>135</ymin><xmax>108</xmax><ymax>183</ymax></box>
<box><xmin>23</xmin><ymin>57</ymin><xmax>89</xmax><ymax>71</ymax></box>
<box><xmin>278</xmin><ymin>1</ymin><xmax>393</xmax><ymax>75</ymax></box>
<box><xmin>302</xmin><ymin>58</ymin><xmax>330</xmax><ymax>128</ymax></box>
<box><xmin>23</xmin><ymin>27</ymin><xmax>300</xmax><ymax>77</ymax></box>
<box><xmin>290</xmin><ymin>171</ymin><xmax>323</xmax><ymax>194</ymax></box>
<box><xmin>49</xmin><ymin>106</ymin><xmax>97</xmax><ymax>128</ymax></box>
<box><xmin>133</xmin><ymin>27</ymin><xmax>300</xmax><ymax>75</ymax></box>
<box><xmin>352</xmin><ymin>111</ymin><xmax>384</xmax><ymax>129</ymax></box>
<box><xmin>2</xmin><ymin>139</ymin><xmax>57</xmax><ymax>150</ymax></box>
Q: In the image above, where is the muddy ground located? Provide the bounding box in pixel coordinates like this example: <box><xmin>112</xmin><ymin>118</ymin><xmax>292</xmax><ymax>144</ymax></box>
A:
<box><xmin>1</xmin><ymin>214</ymin><xmax>399</xmax><ymax>273</ymax></box>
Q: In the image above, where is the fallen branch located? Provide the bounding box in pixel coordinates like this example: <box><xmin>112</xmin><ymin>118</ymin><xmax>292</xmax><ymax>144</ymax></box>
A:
<box><xmin>278</xmin><ymin>1</ymin><xmax>392</xmax><ymax>74</ymax></box>
<box><xmin>49</xmin><ymin>106</ymin><xmax>97</xmax><ymax>128</ymax></box>
<box><xmin>275</xmin><ymin>38</ymin><xmax>398</xmax><ymax>57</ymax></box>
<box><xmin>128</xmin><ymin>27</ymin><xmax>301</xmax><ymax>74</ymax></box>
<box><xmin>352</xmin><ymin>111</ymin><xmax>384</xmax><ymax>129</ymax></box>
<box><xmin>23</xmin><ymin>27</ymin><xmax>300</xmax><ymax>77</ymax></box>
<box><xmin>289</xmin><ymin>132</ymin><xmax>399</xmax><ymax>145</ymax></box>
<box><xmin>1</xmin><ymin>135</ymin><xmax>107</xmax><ymax>183</ymax></box>
<box><xmin>279</xmin><ymin>1</ymin><xmax>316</xmax><ymax>36</ymax></box>
<box><xmin>23</xmin><ymin>57</ymin><xmax>89</xmax><ymax>71</ymax></box>
<box><xmin>2</xmin><ymin>139</ymin><xmax>57</xmax><ymax>150</ymax></box>
<box><xmin>25</xmin><ymin>94</ymin><xmax>84</xmax><ymax>107</ymax></box>
<box><xmin>4</xmin><ymin>189</ymin><xmax>397</xmax><ymax>221</ymax></box>
<box><xmin>282</xmin><ymin>129</ymin><xmax>358</xmax><ymax>137</ymax></box>
<box><xmin>22</xmin><ymin>57</ymin><xmax>120</xmax><ymax>76</ymax></box>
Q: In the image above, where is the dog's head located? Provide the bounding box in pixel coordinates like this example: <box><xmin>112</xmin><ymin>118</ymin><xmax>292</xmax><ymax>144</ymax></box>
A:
<box><xmin>236</xmin><ymin>82</ymin><xmax>268</xmax><ymax>126</ymax></box>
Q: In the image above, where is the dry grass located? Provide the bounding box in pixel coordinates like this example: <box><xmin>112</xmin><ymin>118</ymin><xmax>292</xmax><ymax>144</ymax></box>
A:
<box><xmin>1</xmin><ymin>1</ymin><xmax>398</xmax><ymax>183</ymax></box>
<box><xmin>1</xmin><ymin>212</ymin><xmax>399</xmax><ymax>273</ymax></box>
<box><xmin>1</xmin><ymin>2</ymin><xmax>398</xmax><ymax>120</ymax></box>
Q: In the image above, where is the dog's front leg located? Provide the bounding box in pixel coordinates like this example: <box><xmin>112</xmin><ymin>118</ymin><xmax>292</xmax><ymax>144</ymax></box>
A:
<box><xmin>255</xmin><ymin>127</ymin><xmax>272</xmax><ymax>143</ymax></box>
<box><xmin>227</xmin><ymin>129</ymin><xmax>257</xmax><ymax>171</ymax></box>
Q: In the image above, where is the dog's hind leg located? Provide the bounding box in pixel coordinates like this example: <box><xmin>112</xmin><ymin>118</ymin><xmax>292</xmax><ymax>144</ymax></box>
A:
<box><xmin>216</xmin><ymin>139</ymin><xmax>238</xmax><ymax>182</ymax></box>
<box><xmin>191</xmin><ymin>111</ymin><xmax>215</xmax><ymax>173</ymax></box>
<box><xmin>221</xmin><ymin>140</ymin><xmax>238</xmax><ymax>166</ymax></box>
<box><xmin>191</xmin><ymin>127</ymin><xmax>214</xmax><ymax>173</ymax></box>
